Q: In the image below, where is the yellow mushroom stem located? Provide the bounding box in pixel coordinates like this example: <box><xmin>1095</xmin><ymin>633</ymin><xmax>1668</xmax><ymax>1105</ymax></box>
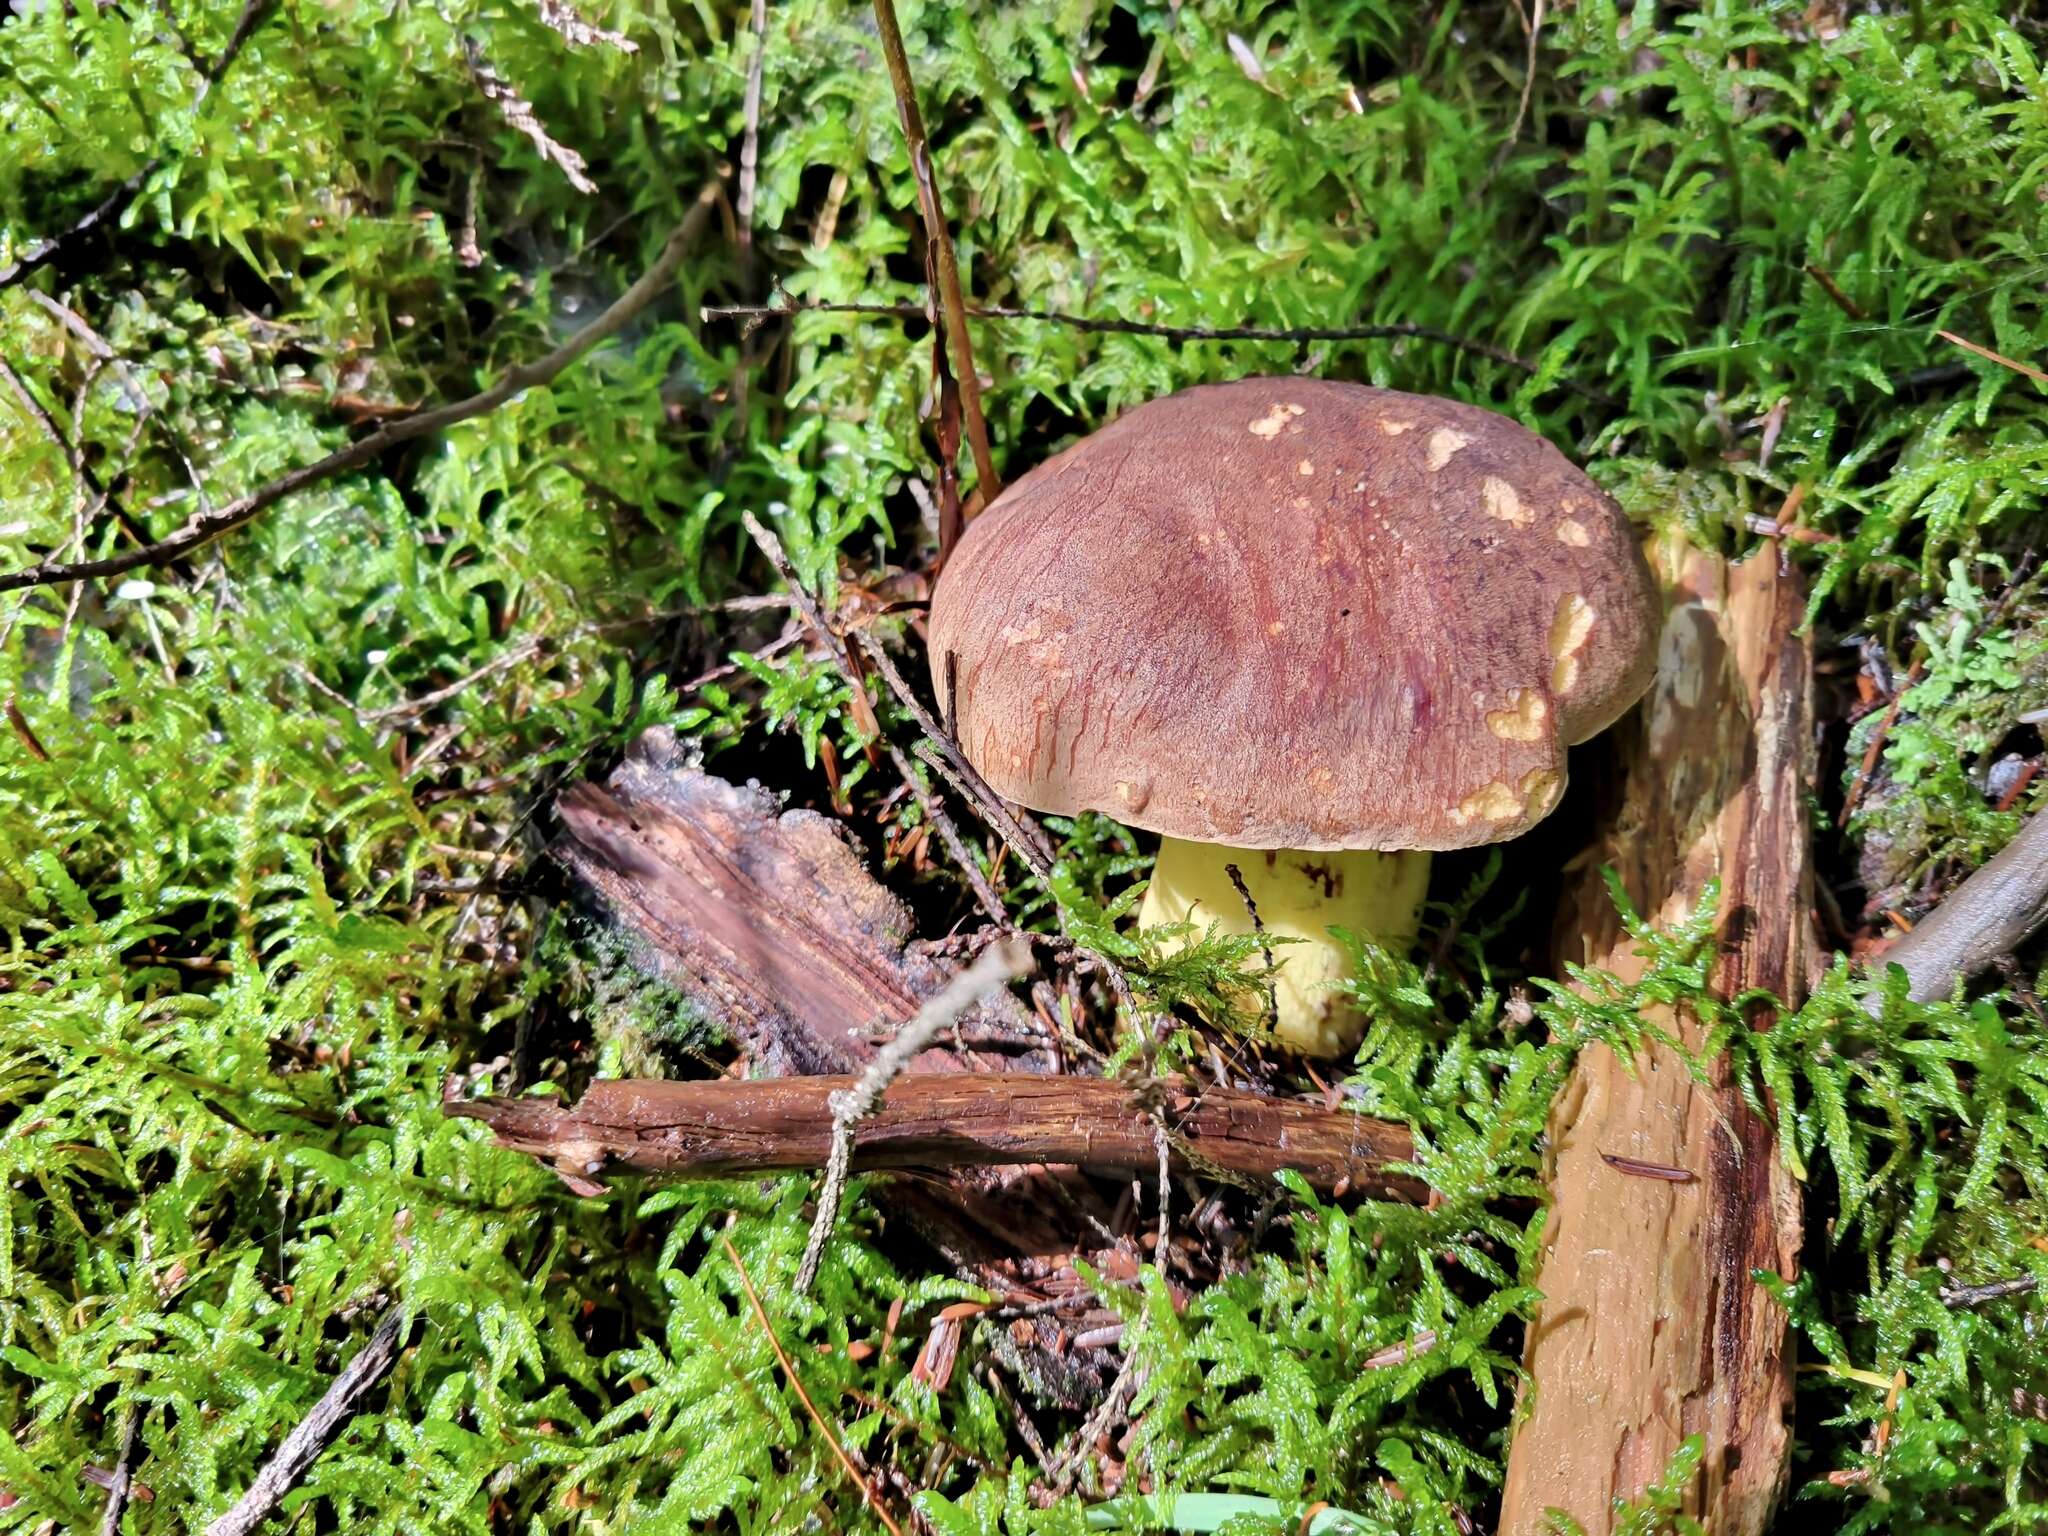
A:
<box><xmin>1135</xmin><ymin>836</ymin><xmax>1432</xmax><ymax>1057</ymax></box>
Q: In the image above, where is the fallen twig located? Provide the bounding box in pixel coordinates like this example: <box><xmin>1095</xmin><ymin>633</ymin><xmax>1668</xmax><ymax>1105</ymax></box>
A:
<box><xmin>447</xmin><ymin>1072</ymin><xmax>1428</xmax><ymax>1199</ymax></box>
<box><xmin>1052</xmin><ymin>1347</ymin><xmax>1139</xmax><ymax>1494</ymax></box>
<box><xmin>795</xmin><ymin>938</ymin><xmax>1033</xmax><ymax>1292</ymax></box>
<box><xmin>1360</xmin><ymin>1329</ymin><xmax>1440</xmax><ymax>1371</ymax></box>
<box><xmin>1936</xmin><ymin>329</ymin><xmax>2048</xmax><ymax>387</ymax></box>
<box><xmin>0</xmin><ymin>182</ymin><xmax>722</xmax><ymax>594</ymax></box>
<box><xmin>888</xmin><ymin>739</ymin><xmax>1007</xmax><ymax>923</ymax></box>
<box><xmin>529</xmin><ymin>0</ymin><xmax>637</xmax><ymax>51</ymax></box>
<box><xmin>96</xmin><ymin>1404</ymin><xmax>141</xmax><ymax>1536</ymax></box>
<box><xmin>1477</xmin><ymin>0</ymin><xmax>1546</xmax><ymax>195</ymax></box>
<box><xmin>0</xmin><ymin>355</ymin><xmax>148</xmax><ymax>549</ymax></box>
<box><xmin>1804</xmin><ymin>264</ymin><xmax>1867</xmax><ymax>320</ymax></box>
<box><xmin>202</xmin><ymin>1306</ymin><xmax>409</xmax><ymax>1536</ymax></box>
<box><xmin>870</xmin><ymin>0</ymin><xmax>1001</xmax><ymax>504</ymax></box>
<box><xmin>0</xmin><ymin>0</ymin><xmax>272</xmax><ymax>293</ymax></box>
<box><xmin>723</xmin><ymin>1235</ymin><xmax>907</xmax><ymax>1536</ymax></box>
<box><xmin>1880</xmin><ymin>807</ymin><xmax>2048</xmax><ymax>1002</ymax></box>
<box><xmin>736</xmin><ymin>0</ymin><xmax>769</xmax><ymax>271</ymax></box>
<box><xmin>701</xmin><ymin>295</ymin><xmax>1620</xmax><ymax>405</ymax></box>
<box><xmin>1224</xmin><ymin>863</ymin><xmax>1281</xmax><ymax>1031</ymax></box>
<box><xmin>1939</xmin><ymin>1273</ymin><xmax>2040</xmax><ymax>1309</ymax></box>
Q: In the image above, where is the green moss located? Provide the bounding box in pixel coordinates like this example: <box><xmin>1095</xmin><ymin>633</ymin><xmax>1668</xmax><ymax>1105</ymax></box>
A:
<box><xmin>5</xmin><ymin>0</ymin><xmax>2048</xmax><ymax>1530</ymax></box>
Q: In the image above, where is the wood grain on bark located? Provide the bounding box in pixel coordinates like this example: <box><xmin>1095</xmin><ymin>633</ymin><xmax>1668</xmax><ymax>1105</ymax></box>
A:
<box><xmin>553</xmin><ymin>728</ymin><xmax>1054</xmax><ymax>1081</ymax></box>
<box><xmin>1498</xmin><ymin>541</ymin><xmax>1814</xmax><ymax>1536</ymax></box>
<box><xmin>450</xmin><ymin>1073</ymin><xmax>1424</xmax><ymax>1198</ymax></box>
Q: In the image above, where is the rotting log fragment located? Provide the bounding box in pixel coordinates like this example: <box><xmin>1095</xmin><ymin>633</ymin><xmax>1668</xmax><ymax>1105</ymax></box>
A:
<box><xmin>552</xmin><ymin>727</ymin><xmax>1055</xmax><ymax>1081</ymax></box>
<box><xmin>1499</xmin><ymin>542</ymin><xmax>1815</xmax><ymax>1536</ymax></box>
<box><xmin>450</xmin><ymin>1073</ymin><xmax>1425</xmax><ymax>1200</ymax></box>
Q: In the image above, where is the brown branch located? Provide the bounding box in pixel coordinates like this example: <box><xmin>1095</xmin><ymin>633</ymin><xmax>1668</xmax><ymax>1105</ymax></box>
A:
<box><xmin>1880</xmin><ymin>807</ymin><xmax>2048</xmax><ymax>1002</ymax></box>
<box><xmin>1843</xmin><ymin>658</ymin><xmax>1923</xmax><ymax>817</ymax></box>
<box><xmin>869</xmin><ymin>0</ymin><xmax>1002</xmax><ymax>502</ymax></box>
<box><xmin>1939</xmin><ymin>1273</ymin><xmax>2039</xmax><ymax>1309</ymax></box>
<box><xmin>201</xmin><ymin>1307</ymin><xmax>409</xmax><ymax>1536</ymax></box>
<box><xmin>702</xmin><ymin>296</ymin><xmax>1620</xmax><ymax>405</ymax></box>
<box><xmin>736</xmin><ymin>509</ymin><xmax>1038</xmax><ymax>925</ymax></box>
<box><xmin>0</xmin><ymin>0</ymin><xmax>273</xmax><ymax>293</ymax></box>
<box><xmin>447</xmin><ymin>1073</ymin><xmax>1427</xmax><ymax>1200</ymax></box>
<box><xmin>0</xmin><ymin>182</ymin><xmax>722</xmax><ymax>594</ymax></box>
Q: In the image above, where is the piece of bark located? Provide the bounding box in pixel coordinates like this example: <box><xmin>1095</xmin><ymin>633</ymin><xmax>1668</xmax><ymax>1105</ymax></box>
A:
<box><xmin>554</xmin><ymin>727</ymin><xmax>1054</xmax><ymax>1080</ymax></box>
<box><xmin>449</xmin><ymin>1074</ymin><xmax>1425</xmax><ymax>1199</ymax></box>
<box><xmin>1499</xmin><ymin>542</ymin><xmax>1814</xmax><ymax>1536</ymax></box>
<box><xmin>539</xmin><ymin>731</ymin><xmax>1122</xmax><ymax>1406</ymax></box>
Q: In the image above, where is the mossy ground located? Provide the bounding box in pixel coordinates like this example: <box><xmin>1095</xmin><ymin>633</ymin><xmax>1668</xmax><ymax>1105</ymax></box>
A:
<box><xmin>3</xmin><ymin>1</ymin><xmax>2047</xmax><ymax>1531</ymax></box>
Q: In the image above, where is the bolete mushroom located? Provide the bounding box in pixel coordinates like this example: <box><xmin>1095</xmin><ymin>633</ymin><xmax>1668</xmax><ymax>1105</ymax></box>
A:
<box><xmin>927</xmin><ymin>377</ymin><xmax>1660</xmax><ymax>1055</ymax></box>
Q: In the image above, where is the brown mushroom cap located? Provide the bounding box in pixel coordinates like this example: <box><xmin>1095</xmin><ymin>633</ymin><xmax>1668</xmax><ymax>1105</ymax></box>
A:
<box><xmin>927</xmin><ymin>377</ymin><xmax>1660</xmax><ymax>852</ymax></box>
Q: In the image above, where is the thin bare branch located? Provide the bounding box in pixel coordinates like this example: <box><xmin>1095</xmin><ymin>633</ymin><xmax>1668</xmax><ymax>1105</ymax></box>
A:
<box><xmin>96</xmin><ymin>1405</ymin><xmax>142</xmax><ymax>1536</ymax></box>
<box><xmin>1</xmin><ymin>182</ymin><xmax>722</xmax><ymax>594</ymax></box>
<box><xmin>527</xmin><ymin>0</ymin><xmax>637</xmax><ymax>51</ymax></box>
<box><xmin>703</xmin><ymin>294</ymin><xmax>1618</xmax><ymax>405</ymax></box>
<box><xmin>202</xmin><ymin>1307</ymin><xmax>409</xmax><ymax>1536</ymax></box>
<box><xmin>723</xmin><ymin>1236</ymin><xmax>907</xmax><ymax>1536</ymax></box>
<box><xmin>869</xmin><ymin>0</ymin><xmax>1002</xmax><ymax>502</ymax></box>
<box><xmin>736</xmin><ymin>0</ymin><xmax>769</xmax><ymax>268</ymax></box>
<box><xmin>0</xmin><ymin>0</ymin><xmax>273</xmax><ymax>292</ymax></box>
<box><xmin>465</xmin><ymin>39</ymin><xmax>597</xmax><ymax>193</ymax></box>
<box><xmin>450</xmin><ymin>1073</ymin><xmax>1427</xmax><ymax>1197</ymax></box>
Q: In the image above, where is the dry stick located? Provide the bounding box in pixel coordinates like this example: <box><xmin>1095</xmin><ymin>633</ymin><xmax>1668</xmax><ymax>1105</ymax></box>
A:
<box><xmin>1052</xmin><ymin>1348</ymin><xmax>1140</xmax><ymax>1495</ymax></box>
<box><xmin>701</xmin><ymin>296</ymin><xmax>1619</xmax><ymax>406</ymax></box>
<box><xmin>869</xmin><ymin>0</ymin><xmax>1001</xmax><ymax>502</ymax></box>
<box><xmin>737</xmin><ymin>510</ymin><xmax>1047</xmax><ymax>910</ymax></box>
<box><xmin>1939</xmin><ymin>1273</ymin><xmax>2040</xmax><ymax>1309</ymax></box>
<box><xmin>0</xmin><ymin>355</ymin><xmax>146</xmax><ymax>545</ymax></box>
<box><xmin>853</xmin><ymin>631</ymin><xmax>1058</xmax><ymax>873</ymax></box>
<box><xmin>1936</xmin><ymin>328</ymin><xmax>2048</xmax><ymax>387</ymax></box>
<box><xmin>96</xmin><ymin>1405</ymin><xmax>141</xmax><ymax>1536</ymax></box>
<box><xmin>0</xmin><ymin>0</ymin><xmax>272</xmax><ymax>293</ymax></box>
<box><xmin>722</xmin><ymin>1235</ymin><xmax>908</xmax><ymax>1536</ymax></box>
<box><xmin>0</xmin><ymin>182</ymin><xmax>723</xmax><ymax>595</ymax></box>
<box><xmin>1844</xmin><ymin>659</ymin><xmax>1924</xmax><ymax>817</ymax></box>
<box><xmin>1880</xmin><ymin>807</ymin><xmax>2048</xmax><ymax>1002</ymax></box>
<box><xmin>735</xmin><ymin>0</ymin><xmax>769</xmax><ymax>272</ymax></box>
<box><xmin>795</xmin><ymin>937</ymin><xmax>1033</xmax><ymax>1292</ymax></box>
<box><xmin>202</xmin><ymin>1307</ymin><xmax>409</xmax><ymax>1536</ymax></box>
<box><xmin>887</xmin><ymin>740</ymin><xmax>1007</xmax><ymax>924</ymax></box>
<box><xmin>1477</xmin><ymin>0</ymin><xmax>1547</xmax><ymax>195</ymax></box>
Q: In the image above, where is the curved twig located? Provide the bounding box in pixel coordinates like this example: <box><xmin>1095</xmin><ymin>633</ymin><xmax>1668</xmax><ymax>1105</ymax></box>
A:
<box><xmin>1</xmin><ymin>184</ymin><xmax>721</xmax><ymax>594</ymax></box>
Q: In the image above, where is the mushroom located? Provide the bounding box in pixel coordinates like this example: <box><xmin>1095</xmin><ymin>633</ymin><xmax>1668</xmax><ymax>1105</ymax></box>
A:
<box><xmin>927</xmin><ymin>377</ymin><xmax>1660</xmax><ymax>1055</ymax></box>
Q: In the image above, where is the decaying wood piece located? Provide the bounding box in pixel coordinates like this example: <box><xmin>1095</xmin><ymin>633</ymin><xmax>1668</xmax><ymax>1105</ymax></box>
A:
<box><xmin>552</xmin><ymin>727</ymin><xmax>1056</xmax><ymax>1081</ymax></box>
<box><xmin>450</xmin><ymin>1073</ymin><xmax>1425</xmax><ymax>1199</ymax></box>
<box><xmin>536</xmin><ymin>730</ymin><xmax>1121</xmax><ymax>1406</ymax></box>
<box><xmin>1499</xmin><ymin>542</ymin><xmax>1815</xmax><ymax>1536</ymax></box>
